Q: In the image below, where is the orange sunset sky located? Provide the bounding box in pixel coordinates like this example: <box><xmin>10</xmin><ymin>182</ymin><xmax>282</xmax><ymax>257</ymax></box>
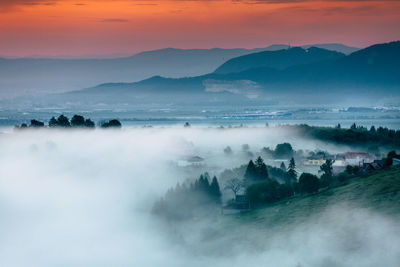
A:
<box><xmin>0</xmin><ymin>0</ymin><xmax>399</xmax><ymax>57</ymax></box>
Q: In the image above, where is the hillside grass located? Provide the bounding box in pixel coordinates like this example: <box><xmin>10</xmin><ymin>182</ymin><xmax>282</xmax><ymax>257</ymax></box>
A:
<box><xmin>237</xmin><ymin>168</ymin><xmax>400</xmax><ymax>229</ymax></box>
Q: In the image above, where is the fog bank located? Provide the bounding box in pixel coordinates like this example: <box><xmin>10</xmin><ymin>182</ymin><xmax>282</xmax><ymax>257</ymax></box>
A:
<box><xmin>0</xmin><ymin>127</ymin><xmax>398</xmax><ymax>266</ymax></box>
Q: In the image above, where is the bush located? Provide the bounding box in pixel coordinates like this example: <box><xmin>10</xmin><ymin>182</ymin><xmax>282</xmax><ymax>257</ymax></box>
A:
<box><xmin>246</xmin><ymin>179</ymin><xmax>279</xmax><ymax>206</ymax></box>
<box><xmin>299</xmin><ymin>173</ymin><xmax>320</xmax><ymax>194</ymax></box>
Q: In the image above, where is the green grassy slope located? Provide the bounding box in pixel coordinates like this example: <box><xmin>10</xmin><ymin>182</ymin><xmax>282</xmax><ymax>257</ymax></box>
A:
<box><xmin>239</xmin><ymin>168</ymin><xmax>400</xmax><ymax>229</ymax></box>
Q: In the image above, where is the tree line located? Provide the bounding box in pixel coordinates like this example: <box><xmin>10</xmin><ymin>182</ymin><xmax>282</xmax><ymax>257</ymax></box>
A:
<box><xmin>15</xmin><ymin>114</ymin><xmax>122</xmax><ymax>129</ymax></box>
<box><xmin>296</xmin><ymin>123</ymin><xmax>400</xmax><ymax>149</ymax></box>
<box><xmin>152</xmin><ymin>173</ymin><xmax>222</xmax><ymax>221</ymax></box>
<box><xmin>243</xmin><ymin>151</ymin><xmax>399</xmax><ymax>207</ymax></box>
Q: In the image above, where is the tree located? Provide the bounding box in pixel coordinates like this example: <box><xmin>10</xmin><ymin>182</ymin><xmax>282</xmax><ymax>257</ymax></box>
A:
<box><xmin>57</xmin><ymin>115</ymin><xmax>70</xmax><ymax>127</ymax></box>
<box><xmin>370</xmin><ymin>126</ymin><xmax>376</xmax><ymax>134</ymax></box>
<box><xmin>184</xmin><ymin>122</ymin><xmax>191</xmax><ymax>128</ymax></box>
<box><xmin>280</xmin><ymin>162</ymin><xmax>286</xmax><ymax>171</ymax></box>
<box><xmin>384</xmin><ymin>151</ymin><xmax>399</xmax><ymax>168</ymax></box>
<box><xmin>224</xmin><ymin>178</ymin><xmax>243</xmax><ymax>198</ymax></box>
<box><xmin>30</xmin><ymin>119</ymin><xmax>44</xmax><ymax>127</ymax></box>
<box><xmin>71</xmin><ymin>115</ymin><xmax>85</xmax><ymax>127</ymax></box>
<box><xmin>298</xmin><ymin>173</ymin><xmax>319</xmax><ymax>194</ymax></box>
<box><xmin>319</xmin><ymin>159</ymin><xmax>334</xmax><ymax>177</ymax></box>
<box><xmin>244</xmin><ymin>157</ymin><xmax>269</xmax><ymax>183</ymax></box>
<box><xmin>274</xmin><ymin>143</ymin><xmax>294</xmax><ymax>158</ymax></box>
<box><xmin>210</xmin><ymin>176</ymin><xmax>222</xmax><ymax>203</ymax></box>
<box><xmin>84</xmin><ymin>119</ymin><xmax>95</xmax><ymax>128</ymax></box>
<box><xmin>224</xmin><ymin>146</ymin><xmax>233</xmax><ymax>155</ymax></box>
<box><xmin>245</xmin><ymin>179</ymin><xmax>280</xmax><ymax>206</ymax></box>
<box><xmin>49</xmin><ymin>117</ymin><xmax>58</xmax><ymax>127</ymax></box>
<box><xmin>319</xmin><ymin>159</ymin><xmax>334</xmax><ymax>188</ymax></box>
<box><xmin>101</xmin><ymin>119</ymin><xmax>122</xmax><ymax>128</ymax></box>
<box><xmin>286</xmin><ymin>157</ymin><xmax>297</xmax><ymax>183</ymax></box>
<box><xmin>254</xmin><ymin>156</ymin><xmax>269</xmax><ymax>179</ymax></box>
<box><xmin>244</xmin><ymin>160</ymin><xmax>256</xmax><ymax>181</ymax></box>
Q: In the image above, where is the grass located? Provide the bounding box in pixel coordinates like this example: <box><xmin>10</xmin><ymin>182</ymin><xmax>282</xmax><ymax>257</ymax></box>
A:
<box><xmin>236</xmin><ymin>168</ymin><xmax>400</xmax><ymax>229</ymax></box>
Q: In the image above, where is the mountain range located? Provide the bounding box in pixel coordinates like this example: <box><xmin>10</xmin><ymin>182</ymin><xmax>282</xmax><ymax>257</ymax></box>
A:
<box><xmin>0</xmin><ymin>43</ymin><xmax>358</xmax><ymax>99</ymax></box>
<box><xmin>56</xmin><ymin>41</ymin><xmax>399</xmax><ymax>106</ymax></box>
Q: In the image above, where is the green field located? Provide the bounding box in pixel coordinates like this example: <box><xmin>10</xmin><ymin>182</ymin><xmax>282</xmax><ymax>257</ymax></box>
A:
<box><xmin>238</xmin><ymin>168</ymin><xmax>400</xmax><ymax>228</ymax></box>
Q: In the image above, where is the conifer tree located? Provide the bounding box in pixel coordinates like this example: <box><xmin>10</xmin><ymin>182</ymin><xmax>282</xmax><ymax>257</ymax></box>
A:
<box><xmin>286</xmin><ymin>157</ymin><xmax>297</xmax><ymax>183</ymax></box>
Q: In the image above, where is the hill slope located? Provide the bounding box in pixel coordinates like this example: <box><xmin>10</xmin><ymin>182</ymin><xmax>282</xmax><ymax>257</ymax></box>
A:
<box><xmin>65</xmin><ymin>41</ymin><xmax>400</xmax><ymax>105</ymax></box>
<box><xmin>214</xmin><ymin>47</ymin><xmax>344</xmax><ymax>74</ymax></box>
<box><xmin>241</xmin><ymin>168</ymin><xmax>400</xmax><ymax>229</ymax></box>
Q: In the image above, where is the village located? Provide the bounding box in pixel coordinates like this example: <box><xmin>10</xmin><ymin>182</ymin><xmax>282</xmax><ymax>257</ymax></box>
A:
<box><xmin>167</xmin><ymin>144</ymin><xmax>400</xmax><ymax>216</ymax></box>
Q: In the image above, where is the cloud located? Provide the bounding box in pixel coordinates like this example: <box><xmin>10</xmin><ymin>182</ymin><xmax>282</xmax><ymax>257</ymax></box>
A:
<box><xmin>0</xmin><ymin>128</ymin><xmax>399</xmax><ymax>266</ymax></box>
<box><xmin>0</xmin><ymin>0</ymin><xmax>57</xmax><ymax>12</ymax></box>
<box><xmin>100</xmin><ymin>18</ymin><xmax>129</xmax><ymax>23</ymax></box>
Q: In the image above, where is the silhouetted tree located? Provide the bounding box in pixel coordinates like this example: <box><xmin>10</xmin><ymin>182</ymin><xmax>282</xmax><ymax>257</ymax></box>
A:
<box><xmin>244</xmin><ymin>157</ymin><xmax>269</xmax><ymax>183</ymax></box>
<box><xmin>286</xmin><ymin>157</ymin><xmax>297</xmax><ymax>183</ymax></box>
<box><xmin>244</xmin><ymin>160</ymin><xmax>256</xmax><ymax>181</ymax></box>
<box><xmin>210</xmin><ymin>176</ymin><xmax>222</xmax><ymax>203</ymax></box>
<box><xmin>280</xmin><ymin>162</ymin><xmax>286</xmax><ymax>171</ymax></box>
<box><xmin>49</xmin><ymin>117</ymin><xmax>58</xmax><ymax>127</ymax></box>
<box><xmin>370</xmin><ymin>126</ymin><xmax>376</xmax><ymax>134</ymax></box>
<box><xmin>57</xmin><ymin>115</ymin><xmax>70</xmax><ymax>127</ymax></box>
<box><xmin>319</xmin><ymin>159</ymin><xmax>334</xmax><ymax>188</ymax></box>
<box><xmin>71</xmin><ymin>115</ymin><xmax>85</xmax><ymax>127</ymax></box>
<box><xmin>101</xmin><ymin>119</ymin><xmax>121</xmax><ymax>128</ymax></box>
<box><xmin>30</xmin><ymin>119</ymin><xmax>44</xmax><ymax>127</ymax></box>
<box><xmin>274</xmin><ymin>143</ymin><xmax>294</xmax><ymax>158</ymax></box>
<box><xmin>255</xmin><ymin>156</ymin><xmax>269</xmax><ymax>179</ymax></box>
<box><xmin>84</xmin><ymin>119</ymin><xmax>95</xmax><ymax>128</ymax></box>
<box><xmin>224</xmin><ymin>178</ymin><xmax>243</xmax><ymax>198</ymax></box>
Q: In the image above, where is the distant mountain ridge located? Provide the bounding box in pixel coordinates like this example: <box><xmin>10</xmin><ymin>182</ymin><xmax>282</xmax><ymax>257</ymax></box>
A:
<box><xmin>61</xmin><ymin>41</ymin><xmax>399</xmax><ymax>106</ymax></box>
<box><xmin>214</xmin><ymin>47</ymin><xmax>345</xmax><ymax>74</ymax></box>
<box><xmin>0</xmin><ymin>43</ymin><xmax>358</xmax><ymax>99</ymax></box>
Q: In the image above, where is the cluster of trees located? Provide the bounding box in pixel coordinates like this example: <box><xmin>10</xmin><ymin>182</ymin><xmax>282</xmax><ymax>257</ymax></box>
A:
<box><xmin>244</xmin><ymin>156</ymin><xmax>269</xmax><ymax>183</ymax></box>
<box><xmin>100</xmin><ymin>119</ymin><xmax>122</xmax><ymax>128</ymax></box>
<box><xmin>297</xmin><ymin>123</ymin><xmax>400</xmax><ymax>149</ymax></box>
<box><xmin>243</xmin><ymin>156</ymin><xmax>299</xmax><ymax>206</ymax></box>
<box><xmin>49</xmin><ymin>115</ymin><xmax>95</xmax><ymax>128</ymax></box>
<box><xmin>15</xmin><ymin>115</ymin><xmax>122</xmax><ymax>129</ymax></box>
<box><xmin>262</xmin><ymin>143</ymin><xmax>294</xmax><ymax>159</ymax></box>
<box><xmin>152</xmin><ymin>173</ymin><xmax>222</xmax><ymax>220</ymax></box>
<box><xmin>246</xmin><ymin>150</ymin><xmax>400</xmax><ymax>207</ymax></box>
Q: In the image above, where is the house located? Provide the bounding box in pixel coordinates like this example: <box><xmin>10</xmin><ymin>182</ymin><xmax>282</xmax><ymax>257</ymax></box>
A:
<box><xmin>303</xmin><ymin>158</ymin><xmax>325</xmax><ymax>166</ymax></box>
<box><xmin>336</xmin><ymin>152</ymin><xmax>376</xmax><ymax>166</ymax></box>
<box><xmin>176</xmin><ymin>156</ymin><xmax>205</xmax><ymax>167</ymax></box>
<box><xmin>363</xmin><ymin>159</ymin><xmax>384</xmax><ymax>172</ymax></box>
<box><xmin>222</xmin><ymin>195</ymin><xmax>250</xmax><ymax>215</ymax></box>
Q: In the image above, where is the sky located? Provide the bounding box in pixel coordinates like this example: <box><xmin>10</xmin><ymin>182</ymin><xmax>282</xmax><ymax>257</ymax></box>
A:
<box><xmin>0</xmin><ymin>0</ymin><xmax>399</xmax><ymax>57</ymax></box>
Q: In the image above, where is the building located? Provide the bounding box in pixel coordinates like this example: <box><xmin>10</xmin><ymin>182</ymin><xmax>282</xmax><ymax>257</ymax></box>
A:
<box><xmin>303</xmin><ymin>158</ymin><xmax>325</xmax><ymax>166</ymax></box>
<box><xmin>176</xmin><ymin>156</ymin><xmax>205</xmax><ymax>167</ymax></box>
<box><xmin>363</xmin><ymin>159</ymin><xmax>384</xmax><ymax>172</ymax></box>
<box><xmin>336</xmin><ymin>152</ymin><xmax>376</xmax><ymax>166</ymax></box>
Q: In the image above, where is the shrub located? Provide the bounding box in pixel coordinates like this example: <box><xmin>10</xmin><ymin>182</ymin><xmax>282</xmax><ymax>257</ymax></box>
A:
<box><xmin>299</xmin><ymin>173</ymin><xmax>320</xmax><ymax>194</ymax></box>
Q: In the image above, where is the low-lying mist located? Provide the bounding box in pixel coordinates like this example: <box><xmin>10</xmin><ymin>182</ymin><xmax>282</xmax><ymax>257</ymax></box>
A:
<box><xmin>0</xmin><ymin>127</ymin><xmax>399</xmax><ymax>266</ymax></box>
